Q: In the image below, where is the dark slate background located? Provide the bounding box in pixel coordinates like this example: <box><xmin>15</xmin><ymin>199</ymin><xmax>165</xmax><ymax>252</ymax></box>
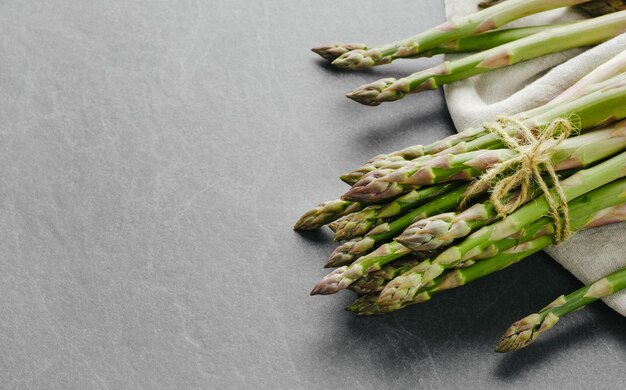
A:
<box><xmin>1</xmin><ymin>0</ymin><xmax>625</xmax><ymax>388</ymax></box>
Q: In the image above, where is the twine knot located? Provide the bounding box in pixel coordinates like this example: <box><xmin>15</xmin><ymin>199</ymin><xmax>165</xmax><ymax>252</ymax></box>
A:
<box><xmin>463</xmin><ymin>116</ymin><xmax>577</xmax><ymax>243</ymax></box>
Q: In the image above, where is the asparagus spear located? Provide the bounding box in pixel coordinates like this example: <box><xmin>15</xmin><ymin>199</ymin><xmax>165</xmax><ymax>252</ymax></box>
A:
<box><xmin>294</xmin><ymin>199</ymin><xmax>362</xmax><ymax>230</ymax></box>
<box><xmin>328</xmin><ymin>0</ymin><xmax>591</xmax><ymax>69</ymax></box>
<box><xmin>420</xmin><ymin>25</ymin><xmax>560</xmax><ymax>57</ymax></box>
<box><xmin>332</xmin><ymin>183</ymin><xmax>456</xmax><ymax>241</ymax></box>
<box><xmin>414</xmin><ymin>151</ymin><xmax>626</xmax><ymax>291</ymax></box>
<box><xmin>346</xmin><ymin>12</ymin><xmax>626</xmax><ymax>105</ymax></box>
<box><xmin>313</xmin><ymin>25</ymin><xmax>557</xmax><ymax>62</ymax></box>
<box><xmin>497</xmin><ymin>264</ymin><xmax>626</xmax><ymax>352</ymax></box>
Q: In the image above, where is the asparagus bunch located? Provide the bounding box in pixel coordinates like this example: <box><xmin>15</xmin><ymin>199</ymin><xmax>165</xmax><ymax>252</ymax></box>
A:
<box><xmin>298</xmin><ymin>6</ymin><xmax>626</xmax><ymax>352</ymax></box>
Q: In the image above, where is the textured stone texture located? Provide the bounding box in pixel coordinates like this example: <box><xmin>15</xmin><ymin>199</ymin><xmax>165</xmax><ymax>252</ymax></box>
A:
<box><xmin>1</xmin><ymin>1</ymin><xmax>625</xmax><ymax>389</ymax></box>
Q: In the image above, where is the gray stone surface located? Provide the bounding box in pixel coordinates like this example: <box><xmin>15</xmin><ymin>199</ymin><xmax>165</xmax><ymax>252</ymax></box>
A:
<box><xmin>1</xmin><ymin>1</ymin><xmax>625</xmax><ymax>389</ymax></box>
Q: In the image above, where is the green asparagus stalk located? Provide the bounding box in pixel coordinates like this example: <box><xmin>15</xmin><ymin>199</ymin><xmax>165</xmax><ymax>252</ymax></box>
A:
<box><xmin>328</xmin><ymin>0</ymin><xmax>591</xmax><ymax>69</ymax></box>
<box><xmin>414</xmin><ymin>151</ymin><xmax>626</xmax><ymax>291</ymax></box>
<box><xmin>420</xmin><ymin>25</ymin><xmax>561</xmax><ymax>56</ymax></box>
<box><xmin>313</xmin><ymin>25</ymin><xmax>558</xmax><ymax>62</ymax></box>
<box><xmin>332</xmin><ymin>183</ymin><xmax>456</xmax><ymax>241</ymax></box>
<box><xmin>294</xmin><ymin>199</ymin><xmax>362</xmax><ymax>230</ymax></box>
<box><xmin>346</xmin><ymin>12</ymin><xmax>626</xmax><ymax>105</ymax></box>
<box><xmin>496</xmin><ymin>264</ymin><xmax>626</xmax><ymax>352</ymax></box>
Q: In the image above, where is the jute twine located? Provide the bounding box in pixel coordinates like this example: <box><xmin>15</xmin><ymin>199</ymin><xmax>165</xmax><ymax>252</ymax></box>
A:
<box><xmin>462</xmin><ymin>116</ymin><xmax>578</xmax><ymax>243</ymax></box>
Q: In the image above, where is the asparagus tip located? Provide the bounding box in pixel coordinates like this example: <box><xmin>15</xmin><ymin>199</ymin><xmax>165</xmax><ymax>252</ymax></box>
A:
<box><xmin>311</xmin><ymin>43</ymin><xmax>368</xmax><ymax>61</ymax></box>
<box><xmin>342</xmin><ymin>179</ymin><xmax>403</xmax><ymax>204</ymax></box>
<box><xmin>495</xmin><ymin>312</ymin><xmax>560</xmax><ymax>353</ymax></box>
<box><xmin>332</xmin><ymin>48</ymin><xmax>382</xmax><ymax>69</ymax></box>
<box><xmin>346</xmin><ymin>294</ymin><xmax>393</xmax><ymax>315</ymax></box>
<box><xmin>293</xmin><ymin>218</ymin><xmax>314</xmax><ymax>231</ymax></box>
<box><xmin>345</xmin><ymin>78</ymin><xmax>396</xmax><ymax>106</ymax></box>
<box><xmin>310</xmin><ymin>266</ymin><xmax>352</xmax><ymax>295</ymax></box>
<box><xmin>377</xmin><ymin>271</ymin><xmax>423</xmax><ymax>306</ymax></box>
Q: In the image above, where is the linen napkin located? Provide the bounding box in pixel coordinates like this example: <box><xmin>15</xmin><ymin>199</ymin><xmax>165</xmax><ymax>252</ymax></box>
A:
<box><xmin>443</xmin><ymin>0</ymin><xmax>626</xmax><ymax>314</ymax></box>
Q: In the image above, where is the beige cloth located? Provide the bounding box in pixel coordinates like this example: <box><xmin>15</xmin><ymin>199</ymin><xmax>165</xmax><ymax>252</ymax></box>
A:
<box><xmin>443</xmin><ymin>0</ymin><xmax>626</xmax><ymax>314</ymax></box>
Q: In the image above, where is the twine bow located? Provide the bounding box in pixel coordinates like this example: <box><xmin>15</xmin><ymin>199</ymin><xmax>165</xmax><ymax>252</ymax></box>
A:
<box><xmin>462</xmin><ymin>116</ymin><xmax>577</xmax><ymax>243</ymax></box>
